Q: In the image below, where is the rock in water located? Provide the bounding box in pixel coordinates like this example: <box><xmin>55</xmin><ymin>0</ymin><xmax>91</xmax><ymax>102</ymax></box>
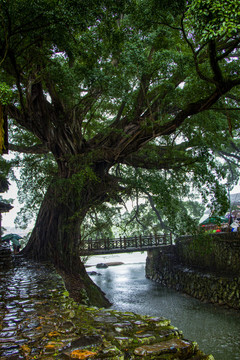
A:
<box><xmin>96</xmin><ymin>263</ymin><xmax>108</xmax><ymax>268</ymax></box>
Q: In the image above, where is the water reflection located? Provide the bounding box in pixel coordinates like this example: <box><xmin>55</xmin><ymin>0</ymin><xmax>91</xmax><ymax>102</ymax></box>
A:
<box><xmin>89</xmin><ymin>261</ymin><xmax>240</xmax><ymax>360</ymax></box>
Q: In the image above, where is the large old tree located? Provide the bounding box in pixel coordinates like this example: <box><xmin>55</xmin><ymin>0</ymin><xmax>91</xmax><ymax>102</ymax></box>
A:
<box><xmin>1</xmin><ymin>0</ymin><xmax>240</xmax><ymax>305</ymax></box>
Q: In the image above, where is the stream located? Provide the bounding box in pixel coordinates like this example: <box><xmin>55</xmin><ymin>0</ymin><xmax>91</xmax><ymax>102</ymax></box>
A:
<box><xmin>86</xmin><ymin>252</ymin><xmax>240</xmax><ymax>360</ymax></box>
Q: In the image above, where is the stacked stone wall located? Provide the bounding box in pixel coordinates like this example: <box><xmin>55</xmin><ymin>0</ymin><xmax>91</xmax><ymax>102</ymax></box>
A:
<box><xmin>175</xmin><ymin>232</ymin><xmax>240</xmax><ymax>275</ymax></box>
<box><xmin>146</xmin><ymin>233</ymin><xmax>240</xmax><ymax>309</ymax></box>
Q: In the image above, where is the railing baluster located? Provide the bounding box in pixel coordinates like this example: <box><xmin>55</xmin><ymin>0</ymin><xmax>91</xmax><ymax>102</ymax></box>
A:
<box><xmin>124</xmin><ymin>236</ymin><xmax>126</xmax><ymax>249</ymax></box>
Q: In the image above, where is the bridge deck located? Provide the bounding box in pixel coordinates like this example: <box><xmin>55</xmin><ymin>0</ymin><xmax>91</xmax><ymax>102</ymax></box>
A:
<box><xmin>83</xmin><ymin>234</ymin><xmax>172</xmax><ymax>255</ymax></box>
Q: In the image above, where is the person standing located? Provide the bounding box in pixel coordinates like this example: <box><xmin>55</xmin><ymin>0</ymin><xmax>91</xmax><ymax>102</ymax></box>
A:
<box><xmin>12</xmin><ymin>236</ymin><xmax>21</xmax><ymax>254</ymax></box>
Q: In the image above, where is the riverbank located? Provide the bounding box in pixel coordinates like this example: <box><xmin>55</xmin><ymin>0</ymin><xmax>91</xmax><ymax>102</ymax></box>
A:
<box><xmin>0</xmin><ymin>254</ymin><xmax>213</xmax><ymax>359</ymax></box>
<box><xmin>87</xmin><ymin>255</ymin><xmax>240</xmax><ymax>360</ymax></box>
<box><xmin>146</xmin><ymin>234</ymin><xmax>240</xmax><ymax>310</ymax></box>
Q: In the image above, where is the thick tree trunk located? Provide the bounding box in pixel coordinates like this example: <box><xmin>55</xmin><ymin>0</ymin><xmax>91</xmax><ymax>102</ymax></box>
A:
<box><xmin>22</xmin><ymin>184</ymin><xmax>111</xmax><ymax>307</ymax></box>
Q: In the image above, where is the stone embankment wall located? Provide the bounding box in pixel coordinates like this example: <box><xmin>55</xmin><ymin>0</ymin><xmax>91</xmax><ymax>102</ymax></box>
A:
<box><xmin>146</xmin><ymin>233</ymin><xmax>240</xmax><ymax>309</ymax></box>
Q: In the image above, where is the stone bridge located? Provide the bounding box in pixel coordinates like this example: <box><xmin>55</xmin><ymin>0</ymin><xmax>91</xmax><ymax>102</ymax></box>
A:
<box><xmin>82</xmin><ymin>233</ymin><xmax>173</xmax><ymax>255</ymax></box>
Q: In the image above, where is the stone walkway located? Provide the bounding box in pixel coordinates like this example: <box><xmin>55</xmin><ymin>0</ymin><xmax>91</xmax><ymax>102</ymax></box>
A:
<box><xmin>0</xmin><ymin>246</ymin><xmax>214</xmax><ymax>359</ymax></box>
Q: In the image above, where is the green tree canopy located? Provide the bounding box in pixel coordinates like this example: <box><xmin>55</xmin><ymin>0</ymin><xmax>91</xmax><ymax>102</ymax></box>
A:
<box><xmin>0</xmin><ymin>0</ymin><xmax>240</xmax><ymax>305</ymax></box>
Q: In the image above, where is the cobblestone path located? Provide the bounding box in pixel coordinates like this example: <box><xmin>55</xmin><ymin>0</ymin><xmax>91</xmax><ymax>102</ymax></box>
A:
<box><xmin>0</xmin><ymin>250</ymin><xmax>214</xmax><ymax>359</ymax></box>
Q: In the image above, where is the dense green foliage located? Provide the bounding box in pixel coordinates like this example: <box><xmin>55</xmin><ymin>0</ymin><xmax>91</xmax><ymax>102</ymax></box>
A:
<box><xmin>0</xmin><ymin>0</ymin><xmax>240</xmax><ymax>238</ymax></box>
<box><xmin>186</xmin><ymin>0</ymin><xmax>240</xmax><ymax>41</ymax></box>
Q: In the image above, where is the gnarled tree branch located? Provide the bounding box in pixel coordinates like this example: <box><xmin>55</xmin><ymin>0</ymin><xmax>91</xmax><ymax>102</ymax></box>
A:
<box><xmin>8</xmin><ymin>143</ymin><xmax>49</xmax><ymax>154</ymax></box>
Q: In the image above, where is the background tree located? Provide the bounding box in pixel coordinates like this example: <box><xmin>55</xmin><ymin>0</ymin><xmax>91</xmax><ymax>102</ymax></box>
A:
<box><xmin>0</xmin><ymin>0</ymin><xmax>240</xmax><ymax>305</ymax></box>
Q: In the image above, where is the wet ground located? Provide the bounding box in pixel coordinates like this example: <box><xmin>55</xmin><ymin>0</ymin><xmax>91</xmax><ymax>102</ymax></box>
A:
<box><xmin>0</xmin><ymin>248</ymin><xmax>213</xmax><ymax>359</ymax></box>
<box><xmin>0</xmin><ymin>256</ymin><xmax>70</xmax><ymax>359</ymax></box>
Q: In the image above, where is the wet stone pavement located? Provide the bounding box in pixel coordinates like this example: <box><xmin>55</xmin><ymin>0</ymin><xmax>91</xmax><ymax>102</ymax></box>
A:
<box><xmin>0</xmin><ymin>247</ymin><xmax>214</xmax><ymax>359</ymax></box>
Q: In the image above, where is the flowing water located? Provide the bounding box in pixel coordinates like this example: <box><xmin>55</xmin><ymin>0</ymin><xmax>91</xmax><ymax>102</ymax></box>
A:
<box><xmin>86</xmin><ymin>252</ymin><xmax>240</xmax><ymax>360</ymax></box>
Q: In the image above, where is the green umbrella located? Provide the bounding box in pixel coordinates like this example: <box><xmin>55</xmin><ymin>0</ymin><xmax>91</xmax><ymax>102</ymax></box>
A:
<box><xmin>2</xmin><ymin>234</ymin><xmax>22</xmax><ymax>243</ymax></box>
<box><xmin>200</xmin><ymin>216</ymin><xmax>228</xmax><ymax>225</ymax></box>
